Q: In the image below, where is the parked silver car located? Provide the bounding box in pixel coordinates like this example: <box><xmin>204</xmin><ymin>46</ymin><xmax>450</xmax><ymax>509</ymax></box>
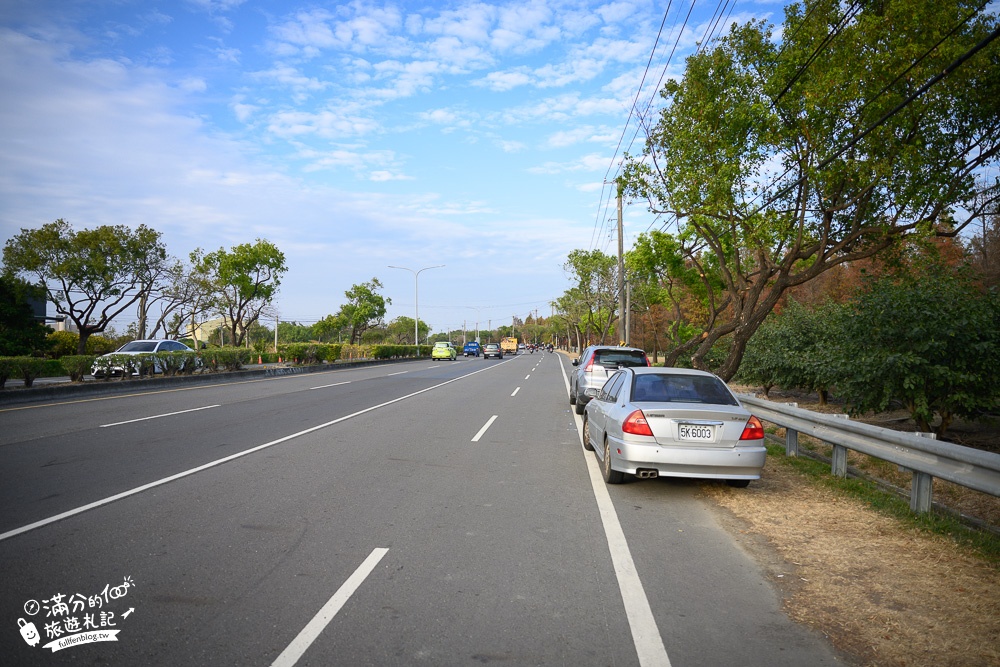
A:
<box><xmin>570</xmin><ymin>345</ymin><xmax>649</xmax><ymax>414</ymax></box>
<box><xmin>91</xmin><ymin>339</ymin><xmax>196</xmax><ymax>378</ymax></box>
<box><xmin>582</xmin><ymin>366</ymin><xmax>766</xmax><ymax>486</ymax></box>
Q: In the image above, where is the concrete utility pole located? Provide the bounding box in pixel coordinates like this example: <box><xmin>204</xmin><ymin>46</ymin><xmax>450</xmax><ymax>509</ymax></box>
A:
<box><xmin>617</xmin><ymin>180</ymin><xmax>626</xmax><ymax>346</ymax></box>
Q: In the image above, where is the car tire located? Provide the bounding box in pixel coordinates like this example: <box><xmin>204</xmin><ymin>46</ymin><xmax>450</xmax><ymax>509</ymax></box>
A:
<box><xmin>574</xmin><ymin>398</ymin><xmax>585</xmax><ymax>415</ymax></box>
<box><xmin>726</xmin><ymin>479</ymin><xmax>751</xmax><ymax>488</ymax></box>
<box><xmin>582</xmin><ymin>415</ymin><xmax>594</xmax><ymax>451</ymax></box>
<box><xmin>602</xmin><ymin>438</ymin><xmax>624</xmax><ymax>484</ymax></box>
<box><xmin>569</xmin><ymin>386</ymin><xmax>576</xmax><ymax>405</ymax></box>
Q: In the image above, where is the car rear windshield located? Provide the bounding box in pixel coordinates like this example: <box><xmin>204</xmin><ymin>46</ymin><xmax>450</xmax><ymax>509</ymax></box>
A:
<box><xmin>630</xmin><ymin>373</ymin><xmax>738</xmax><ymax>405</ymax></box>
<box><xmin>118</xmin><ymin>341</ymin><xmax>158</xmax><ymax>352</ymax></box>
<box><xmin>592</xmin><ymin>350</ymin><xmax>648</xmax><ymax>368</ymax></box>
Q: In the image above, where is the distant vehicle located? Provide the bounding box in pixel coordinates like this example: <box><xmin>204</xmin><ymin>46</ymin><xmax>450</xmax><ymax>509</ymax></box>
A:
<box><xmin>583</xmin><ymin>366</ymin><xmax>765</xmax><ymax>486</ymax></box>
<box><xmin>463</xmin><ymin>342</ymin><xmax>481</xmax><ymax>357</ymax></box>
<box><xmin>570</xmin><ymin>345</ymin><xmax>650</xmax><ymax>414</ymax></box>
<box><xmin>482</xmin><ymin>342</ymin><xmax>503</xmax><ymax>359</ymax></box>
<box><xmin>500</xmin><ymin>337</ymin><xmax>518</xmax><ymax>355</ymax></box>
<box><xmin>518</xmin><ymin>343</ymin><xmax>526</xmax><ymax>351</ymax></box>
<box><xmin>431</xmin><ymin>341</ymin><xmax>457</xmax><ymax>360</ymax></box>
<box><xmin>91</xmin><ymin>339</ymin><xmax>196</xmax><ymax>378</ymax></box>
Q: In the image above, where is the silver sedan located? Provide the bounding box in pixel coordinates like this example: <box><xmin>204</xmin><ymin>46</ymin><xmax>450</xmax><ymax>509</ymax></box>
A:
<box><xmin>582</xmin><ymin>366</ymin><xmax>766</xmax><ymax>486</ymax></box>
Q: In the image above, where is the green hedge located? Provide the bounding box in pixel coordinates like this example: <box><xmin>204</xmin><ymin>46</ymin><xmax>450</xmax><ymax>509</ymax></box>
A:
<box><xmin>0</xmin><ymin>356</ymin><xmax>49</xmax><ymax>388</ymax></box>
<box><xmin>60</xmin><ymin>355</ymin><xmax>97</xmax><ymax>382</ymax></box>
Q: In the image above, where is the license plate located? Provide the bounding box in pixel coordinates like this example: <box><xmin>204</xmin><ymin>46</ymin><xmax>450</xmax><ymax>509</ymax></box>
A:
<box><xmin>679</xmin><ymin>424</ymin><xmax>715</xmax><ymax>441</ymax></box>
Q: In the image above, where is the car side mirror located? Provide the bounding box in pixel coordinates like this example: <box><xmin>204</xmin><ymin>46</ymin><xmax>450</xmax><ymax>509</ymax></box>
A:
<box><xmin>572</xmin><ymin>358</ymin><xmax>579</xmax><ymax>366</ymax></box>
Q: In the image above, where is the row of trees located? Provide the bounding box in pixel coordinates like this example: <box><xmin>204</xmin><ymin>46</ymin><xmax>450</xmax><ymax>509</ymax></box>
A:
<box><xmin>1</xmin><ymin>219</ymin><xmax>287</xmax><ymax>354</ymax></box>
<box><xmin>552</xmin><ymin>0</ymin><xmax>999</xmax><ymax>380</ymax></box>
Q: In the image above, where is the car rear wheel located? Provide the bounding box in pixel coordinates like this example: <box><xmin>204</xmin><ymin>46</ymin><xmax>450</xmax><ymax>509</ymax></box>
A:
<box><xmin>574</xmin><ymin>397</ymin><xmax>585</xmax><ymax>415</ymax></box>
<box><xmin>601</xmin><ymin>438</ymin><xmax>624</xmax><ymax>484</ymax></box>
<box><xmin>582</xmin><ymin>415</ymin><xmax>594</xmax><ymax>451</ymax></box>
<box><xmin>569</xmin><ymin>388</ymin><xmax>576</xmax><ymax>405</ymax></box>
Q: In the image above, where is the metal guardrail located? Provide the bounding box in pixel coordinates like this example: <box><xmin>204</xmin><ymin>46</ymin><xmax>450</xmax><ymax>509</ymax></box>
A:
<box><xmin>736</xmin><ymin>394</ymin><xmax>1000</xmax><ymax>513</ymax></box>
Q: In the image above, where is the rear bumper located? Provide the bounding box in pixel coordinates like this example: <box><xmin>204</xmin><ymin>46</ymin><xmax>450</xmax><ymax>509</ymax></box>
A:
<box><xmin>612</xmin><ymin>440</ymin><xmax>766</xmax><ymax>479</ymax></box>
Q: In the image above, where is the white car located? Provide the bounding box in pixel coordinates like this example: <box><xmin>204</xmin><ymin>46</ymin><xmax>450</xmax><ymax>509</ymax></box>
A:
<box><xmin>91</xmin><ymin>339</ymin><xmax>196</xmax><ymax>378</ymax></box>
<box><xmin>583</xmin><ymin>366</ymin><xmax>766</xmax><ymax>486</ymax></box>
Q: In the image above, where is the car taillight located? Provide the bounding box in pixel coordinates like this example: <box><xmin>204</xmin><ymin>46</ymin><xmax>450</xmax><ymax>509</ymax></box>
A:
<box><xmin>622</xmin><ymin>410</ymin><xmax>653</xmax><ymax>436</ymax></box>
<box><xmin>740</xmin><ymin>416</ymin><xmax>764</xmax><ymax>440</ymax></box>
<box><xmin>584</xmin><ymin>357</ymin><xmax>594</xmax><ymax>371</ymax></box>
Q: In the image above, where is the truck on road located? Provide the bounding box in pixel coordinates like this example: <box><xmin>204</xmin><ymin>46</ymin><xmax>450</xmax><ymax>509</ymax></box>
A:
<box><xmin>500</xmin><ymin>337</ymin><xmax>518</xmax><ymax>355</ymax></box>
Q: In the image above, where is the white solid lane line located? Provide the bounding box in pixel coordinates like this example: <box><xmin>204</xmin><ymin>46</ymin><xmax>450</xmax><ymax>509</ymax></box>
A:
<box><xmin>100</xmin><ymin>405</ymin><xmax>220</xmax><ymax>428</ymax></box>
<box><xmin>558</xmin><ymin>356</ymin><xmax>672</xmax><ymax>667</ymax></box>
<box><xmin>270</xmin><ymin>548</ymin><xmax>389</xmax><ymax>667</ymax></box>
<box><xmin>471</xmin><ymin>415</ymin><xmax>498</xmax><ymax>442</ymax></box>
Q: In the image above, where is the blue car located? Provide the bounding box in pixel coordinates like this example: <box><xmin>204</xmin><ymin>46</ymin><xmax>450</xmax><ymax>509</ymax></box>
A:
<box><xmin>463</xmin><ymin>342</ymin><xmax>481</xmax><ymax>357</ymax></box>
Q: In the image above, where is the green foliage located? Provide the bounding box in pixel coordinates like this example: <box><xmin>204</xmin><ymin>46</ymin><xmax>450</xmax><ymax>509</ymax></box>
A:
<box><xmin>193</xmin><ymin>239</ymin><xmax>286</xmax><ymax>347</ymax></box>
<box><xmin>200</xmin><ymin>347</ymin><xmax>251</xmax><ymax>372</ymax></box>
<box><xmin>738</xmin><ymin>300</ymin><xmax>842</xmax><ymax>401</ymax></box>
<box><xmin>2</xmin><ymin>219</ymin><xmax>168</xmax><ymax>353</ymax></box>
<box><xmin>618</xmin><ymin>0</ymin><xmax>1000</xmax><ymax>379</ymax></box>
<box><xmin>0</xmin><ymin>274</ymin><xmax>53</xmax><ymax>356</ymax></box>
<box><xmin>60</xmin><ymin>355</ymin><xmax>96</xmax><ymax>382</ymax></box>
<box><xmin>6</xmin><ymin>356</ymin><xmax>50</xmax><ymax>387</ymax></box>
<box><xmin>337</xmin><ymin>278</ymin><xmax>390</xmax><ymax>345</ymax></box>
<box><xmin>832</xmin><ymin>268</ymin><xmax>1000</xmax><ymax>436</ymax></box>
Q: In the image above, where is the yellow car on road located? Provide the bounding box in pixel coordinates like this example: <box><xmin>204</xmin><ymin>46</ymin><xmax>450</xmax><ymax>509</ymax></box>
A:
<box><xmin>431</xmin><ymin>341</ymin><xmax>457</xmax><ymax>360</ymax></box>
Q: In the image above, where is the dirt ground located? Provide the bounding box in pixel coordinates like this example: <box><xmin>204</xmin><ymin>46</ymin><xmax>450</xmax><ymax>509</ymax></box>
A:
<box><xmin>703</xmin><ymin>387</ymin><xmax>1000</xmax><ymax>667</ymax></box>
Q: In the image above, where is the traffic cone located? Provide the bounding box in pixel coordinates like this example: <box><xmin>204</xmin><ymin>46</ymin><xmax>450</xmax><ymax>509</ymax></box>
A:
<box><xmin>258</xmin><ymin>355</ymin><xmax>262</xmax><ymax>364</ymax></box>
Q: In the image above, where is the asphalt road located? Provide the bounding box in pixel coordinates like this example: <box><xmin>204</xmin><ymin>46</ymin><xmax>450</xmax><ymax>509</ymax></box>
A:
<box><xmin>0</xmin><ymin>353</ymin><xmax>846</xmax><ymax>666</ymax></box>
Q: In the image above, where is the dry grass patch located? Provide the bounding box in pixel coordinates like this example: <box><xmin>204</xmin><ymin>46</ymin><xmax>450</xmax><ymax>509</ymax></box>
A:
<box><xmin>703</xmin><ymin>459</ymin><xmax>1000</xmax><ymax>667</ymax></box>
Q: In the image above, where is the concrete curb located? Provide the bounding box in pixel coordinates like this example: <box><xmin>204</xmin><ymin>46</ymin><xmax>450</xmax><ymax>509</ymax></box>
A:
<box><xmin>0</xmin><ymin>356</ymin><xmax>424</xmax><ymax>406</ymax></box>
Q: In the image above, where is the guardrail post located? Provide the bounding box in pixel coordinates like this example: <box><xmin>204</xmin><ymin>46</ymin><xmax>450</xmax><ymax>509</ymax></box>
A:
<box><xmin>911</xmin><ymin>471</ymin><xmax>933</xmax><ymax>513</ymax></box>
<box><xmin>786</xmin><ymin>428</ymin><xmax>799</xmax><ymax>457</ymax></box>
<box><xmin>831</xmin><ymin>445</ymin><xmax>848</xmax><ymax>477</ymax></box>
<box><xmin>782</xmin><ymin>404</ymin><xmax>799</xmax><ymax>456</ymax></box>
<box><xmin>830</xmin><ymin>414</ymin><xmax>850</xmax><ymax>477</ymax></box>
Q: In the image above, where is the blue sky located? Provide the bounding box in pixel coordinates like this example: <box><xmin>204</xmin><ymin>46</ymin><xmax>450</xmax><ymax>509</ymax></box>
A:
<box><xmin>0</xmin><ymin>0</ymin><xmax>779</xmax><ymax>337</ymax></box>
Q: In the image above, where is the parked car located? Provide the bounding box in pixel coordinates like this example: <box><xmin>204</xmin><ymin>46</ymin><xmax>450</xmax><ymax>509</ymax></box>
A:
<box><xmin>570</xmin><ymin>345</ymin><xmax>649</xmax><ymax>414</ymax></box>
<box><xmin>482</xmin><ymin>342</ymin><xmax>503</xmax><ymax>359</ymax></box>
<box><xmin>463</xmin><ymin>341</ymin><xmax>481</xmax><ymax>357</ymax></box>
<box><xmin>431</xmin><ymin>341</ymin><xmax>458</xmax><ymax>360</ymax></box>
<box><xmin>91</xmin><ymin>339</ymin><xmax>197</xmax><ymax>378</ymax></box>
<box><xmin>582</xmin><ymin>366</ymin><xmax>766</xmax><ymax>486</ymax></box>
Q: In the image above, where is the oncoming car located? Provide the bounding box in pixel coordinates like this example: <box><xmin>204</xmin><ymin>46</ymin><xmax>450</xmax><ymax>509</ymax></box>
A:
<box><xmin>582</xmin><ymin>366</ymin><xmax>766</xmax><ymax>487</ymax></box>
<box><xmin>431</xmin><ymin>341</ymin><xmax>458</xmax><ymax>360</ymax></box>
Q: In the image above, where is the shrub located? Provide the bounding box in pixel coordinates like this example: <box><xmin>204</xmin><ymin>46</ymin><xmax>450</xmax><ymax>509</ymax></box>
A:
<box><xmin>10</xmin><ymin>356</ymin><xmax>48</xmax><ymax>387</ymax></box>
<box><xmin>60</xmin><ymin>355</ymin><xmax>96</xmax><ymax>382</ymax></box>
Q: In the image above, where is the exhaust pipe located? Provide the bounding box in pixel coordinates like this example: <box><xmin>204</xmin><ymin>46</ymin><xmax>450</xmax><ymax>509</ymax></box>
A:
<box><xmin>636</xmin><ymin>469</ymin><xmax>658</xmax><ymax>479</ymax></box>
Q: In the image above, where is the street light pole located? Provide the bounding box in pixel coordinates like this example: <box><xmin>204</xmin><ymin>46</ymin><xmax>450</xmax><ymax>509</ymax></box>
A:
<box><xmin>389</xmin><ymin>264</ymin><xmax>444</xmax><ymax>356</ymax></box>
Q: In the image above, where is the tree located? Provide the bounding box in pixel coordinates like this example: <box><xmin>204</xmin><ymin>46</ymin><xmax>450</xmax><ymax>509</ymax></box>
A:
<box><xmin>337</xmin><ymin>278</ymin><xmax>390</xmax><ymax>345</ymax></box>
<box><xmin>386</xmin><ymin>316</ymin><xmax>428</xmax><ymax>345</ymax></box>
<box><xmin>621</xmin><ymin>0</ymin><xmax>1000</xmax><ymax>380</ymax></box>
<box><xmin>141</xmin><ymin>258</ymin><xmax>216</xmax><ymax>341</ymax></box>
<box><xmin>0</xmin><ymin>274</ymin><xmax>53</xmax><ymax>356</ymax></box>
<box><xmin>3</xmin><ymin>219</ymin><xmax>168</xmax><ymax>353</ymax></box>
<box><xmin>831</xmin><ymin>267</ymin><xmax>1000</xmax><ymax>437</ymax></box>
<box><xmin>556</xmin><ymin>250</ymin><xmax>618</xmax><ymax>349</ymax></box>
<box><xmin>194</xmin><ymin>239</ymin><xmax>286</xmax><ymax>347</ymax></box>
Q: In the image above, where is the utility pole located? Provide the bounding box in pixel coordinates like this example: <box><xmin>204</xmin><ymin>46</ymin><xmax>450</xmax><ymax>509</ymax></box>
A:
<box><xmin>617</xmin><ymin>179</ymin><xmax>626</xmax><ymax>346</ymax></box>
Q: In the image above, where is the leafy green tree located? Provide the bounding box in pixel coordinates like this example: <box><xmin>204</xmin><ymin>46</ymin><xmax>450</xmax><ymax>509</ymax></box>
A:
<box><xmin>385</xmin><ymin>316</ymin><xmax>428</xmax><ymax>345</ymax></box>
<box><xmin>337</xmin><ymin>278</ymin><xmax>390</xmax><ymax>345</ymax></box>
<box><xmin>278</xmin><ymin>321</ymin><xmax>314</xmax><ymax>343</ymax></box>
<box><xmin>832</xmin><ymin>268</ymin><xmax>1000</xmax><ymax>437</ymax></box>
<box><xmin>621</xmin><ymin>0</ymin><xmax>1000</xmax><ymax>380</ymax></box>
<box><xmin>738</xmin><ymin>300</ymin><xmax>841</xmax><ymax>403</ymax></box>
<box><xmin>556</xmin><ymin>250</ymin><xmax>618</xmax><ymax>349</ymax></box>
<box><xmin>3</xmin><ymin>219</ymin><xmax>168</xmax><ymax>353</ymax></box>
<box><xmin>0</xmin><ymin>274</ymin><xmax>52</xmax><ymax>356</ymax></box>
<box><xmin>194</xmin><ymin>239</ymin><xmax>286</xmax><ymax>348</ymax></box>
